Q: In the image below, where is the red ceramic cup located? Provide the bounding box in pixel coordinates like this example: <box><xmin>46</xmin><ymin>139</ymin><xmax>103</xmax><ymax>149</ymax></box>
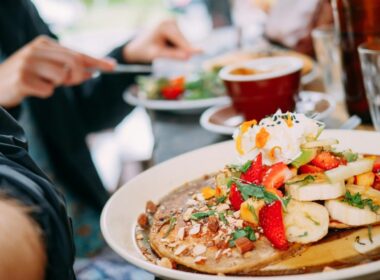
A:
<box><xmin>219</xmin><ymin>56</ymin><xmax>303</xmax><ymax>121</ymax></box>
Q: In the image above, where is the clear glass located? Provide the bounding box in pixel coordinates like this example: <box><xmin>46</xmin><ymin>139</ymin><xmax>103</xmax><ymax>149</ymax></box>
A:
<box><xmin>358</xmin><ymin>40</ymin><xmax>380</xmax><ymax>131</ymax></box>
<box><xmin>311</xmin><ymin>25</ymin><xmax>344</xmax><ymax>102</ymax></box>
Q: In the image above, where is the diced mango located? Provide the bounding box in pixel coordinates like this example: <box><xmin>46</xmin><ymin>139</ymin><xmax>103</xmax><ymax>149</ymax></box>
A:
<box><xmin>215</xmin><ymin>185</ymin><xmax>226</xmax><ymax>198</ymax></box>
<box><xmin>355</xmin><ymin>171</ymin><xmax>375</xmax><ymax>187</ymax></box>
<box><xmin>240</xmin><ymin>198</ymin><xmax>265</xmax><ymax>226</ymax></box>
<box><xmin>201</xmin><ymin>186</ymin><xmax>216</xmax><ymax>200</ymax></box>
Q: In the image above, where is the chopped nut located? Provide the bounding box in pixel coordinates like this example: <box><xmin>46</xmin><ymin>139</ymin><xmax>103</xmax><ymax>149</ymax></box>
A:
<box><xmin>194</xmin><ymin>256</ymin><xmax>207</xmax><ymax>264</ymax></box>
<box><xmin>146</xmin><ymin>200</ymin><xmax>157</xmax><ymax>214</ymax></box>
<box><xmin>176</xmin><ymin>227</ymin><xmax>185</xmax><ymax>240</ymax></box>
<box><xmin>206</xmin><ymin>240</ymin><xmax>215</xmax><ymax>247</ymax></box>
<box><xmin>193</xmin><ymin>244</ymin><xmax>207</xmax><ymax>256</ymax></box>
<box><xmin>235</xmin><ymin>219</ymin><xmax>244</xmax><ymax>228</ymax></box>
<box><xmin>137</xmin><ymin>213</ymin><xmax>149</xmax><ymax>229</ymax></box>
<box><xmin>195</xmin><ymin>193</ymin><xmax>205</xmax><ymax>201</ymax></box>
<box><xmin>183</xmin><ymin>208</ymin><xmax>194</xmax><ymax>221</ymax></box>
<box><xmin>189</xmin><ymin>223</ymin><xmax>201</xmax><ymax>235</ymax></box>
<box><xmin>233</xmin><ymin>210</ymin><xmax>240</xmax><ymax>219</ymax></box>
<box><xmin>215</xmin><ymin>239</ymin><xmax>229</xmax><ymax>249</ymax></box>
<box><xmin>136</xmin><ymin>233</ymin><xmax>144</xmax><ymax>240</ymax></box>
<box><xmin>186</xmin><ymin>199</ymin><xmax>198</xmax><ymax>206</ymax></box>
<box><xmin>235</xmin><ymin>237</ymin><xmax>255</xmax><ymax>254</ymax></box>
<box><xmin>207</xmin><ymin>216</ymin><xmax>219</xmax><ymax>233</ymax></box>
<box><xmin>216</xmin><ymin>203</ymin><xmax>229</xmax><ymax>212</ymax></box>
<box><xmin>157</xmin><ymin>257</ymin><xmax>174</xmax><ymax>269</ymax></box>
<box><xmin>199</xmin><ymin>206</ymin><xmax>209</xmax><ymax>212</ymax></box>
<box><xmin>174</xmin><ymin>244</ymin><xmax>188</xmax><ymax>256</ymax></box>
<box><xmin>222</xmin><ymin>248</ymin><xmax>232</xmax><ymax>257</ymax></box>
<box><xmin>215</xmin><ymin>249</ymin><xmax>222</xmax><ymax>260</ymax></box>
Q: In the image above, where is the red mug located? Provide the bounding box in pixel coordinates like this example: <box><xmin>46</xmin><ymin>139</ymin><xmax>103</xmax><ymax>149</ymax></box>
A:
<box><xmin>219</xmin><ymin>56</ymin><xmax>303</xmax><ymax>121</ymax></box>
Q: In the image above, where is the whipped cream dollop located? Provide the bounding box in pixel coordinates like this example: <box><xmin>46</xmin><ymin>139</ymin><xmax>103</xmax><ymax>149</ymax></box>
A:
<box><xmin>233</xmin><ymin>111</ymin><xmax>324</xmax><ymax>165</ymax></box>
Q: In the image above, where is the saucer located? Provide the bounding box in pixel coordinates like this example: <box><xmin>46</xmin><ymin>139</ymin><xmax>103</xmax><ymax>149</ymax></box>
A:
<box><xmin>200</xmin><ymin>91</ymin><xmax>336</xmax><ymax>135</ymax></box>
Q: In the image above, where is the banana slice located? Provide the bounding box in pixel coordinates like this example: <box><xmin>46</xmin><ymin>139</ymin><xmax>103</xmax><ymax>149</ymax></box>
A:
<box><xmin>325</xmin><ymin>184</ymin><xmax>380</xmax><ymax>226</ymax></box>
<box><xmin>285</xmin><ymin>173</ymin><xmax>345</xmax><ymax>201</ymax></box>
<box><xmin>284</xmin><ymin>200</ymin><xmax>329</xmax><ymax>244</ymax></box>
<box><xmin>325</xmin><ymin>158</ymin><xmax>374</xmax><ymax>183</ymax></box>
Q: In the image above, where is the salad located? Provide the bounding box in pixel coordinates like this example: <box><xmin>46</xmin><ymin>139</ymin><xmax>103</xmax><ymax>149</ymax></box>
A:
<box><xmin>136</xmin><ymin>71</ymin><xmax>225</xmax><ymax>100</ymax></box>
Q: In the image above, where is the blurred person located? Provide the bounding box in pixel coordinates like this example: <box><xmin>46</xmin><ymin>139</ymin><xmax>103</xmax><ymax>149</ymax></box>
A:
<box><xmin>0</xmin><ymin>0</ymin><xmax>198</xmax><ymax>257</ymax></box>
<box><xmin>0</xmin><ymin>107</ymin><xmax>75</xmax><ymax>280</ymax></box>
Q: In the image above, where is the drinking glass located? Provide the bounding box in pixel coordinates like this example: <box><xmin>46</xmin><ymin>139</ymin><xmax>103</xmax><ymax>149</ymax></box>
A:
<box><xmin>358</xmin><ymin>40</ymin><xmax>380</xmax><ymax>131</ymax></box>
<box><xmin>311</xmin><ymin>25</ymin><xmax>344</xmax><ymax>102</ymax></box>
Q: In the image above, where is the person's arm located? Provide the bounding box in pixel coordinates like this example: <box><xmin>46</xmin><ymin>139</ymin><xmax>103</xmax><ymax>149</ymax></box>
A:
<box><xmin>0</xmin><ymin>199</ymin><xmax>46</xmax><ymax>280</ymax></box>
<box><xmin>74</xmin><ymin>19</ymin><xmax>201</xmax><ymax>133</ymax></box>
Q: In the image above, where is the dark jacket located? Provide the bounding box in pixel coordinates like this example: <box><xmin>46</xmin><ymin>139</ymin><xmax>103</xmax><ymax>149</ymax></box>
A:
<box><xmin>0</xmin><ymin>107</ymin><xmax>75</xmax><ymax>280</ymax></box>
<box><xmin>0</xmin><ymin>0</ymin><xmax>137</xmax><ymax>209</ymax></box>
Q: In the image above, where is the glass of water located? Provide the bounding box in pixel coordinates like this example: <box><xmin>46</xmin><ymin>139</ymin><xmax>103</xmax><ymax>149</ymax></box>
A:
<box><xmin>358</xmin><ymin>40</ymin><xmax>380</xmax><ymax>131</ymax></box>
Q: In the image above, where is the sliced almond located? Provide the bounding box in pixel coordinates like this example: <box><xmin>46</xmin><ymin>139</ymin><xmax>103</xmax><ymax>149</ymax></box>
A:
<box><xmin>193</xmin><ymin>244</ymin><xmax>207</xmax><ymax>256</ymax></box>
<box><xmin>216</xmin><ymin>203</ymin><xmax>230</xmax><ymax>212</ymax></box>
<box><xmin>189</xmin><ymin>223</ymin><xmax>201</xmax><ymax>235</ymax></box>
<box><xmin>183</xmin><ymin>208</ymin><xmax>194</xmax><ymax>221</ymax></box>
<box><xmin>174</xmin><ymin>244</ymin><xmax>188</xmax><ymax>256</ymax></box>
<box><xmin>176</xmin><ymin>227</ymin><xmax>185</xmax><ymax>240</ymax></box>
<box><xmin>157</xmin><ymin>257</ymin><xmax>173</xmax><ymax>269</ymax></box>
<box><xmin>235</xmin><ymin>237</ymin><xmax>255</xmax><ymax>254</ymax></box>
<box><xmin>233</xmin><ymin>210</ymin><xmax>240</xmax><ymax>219</ymax></box>
<box><xmin>194</xmin><ymin>256</ymin><xmax>207</xmax><ymax>264</ymax></box>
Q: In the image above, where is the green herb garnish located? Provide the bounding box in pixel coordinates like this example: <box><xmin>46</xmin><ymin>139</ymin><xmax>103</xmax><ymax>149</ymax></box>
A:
<box><xmin>216</xmin><ymin>195</ymin><xmax>227</xmax><ymax>204</ymax></box>
<box><xmin>285</xmin><ymin>175</ymin><xmax>315</xmax><ymax>187</ymax></box>
<box><xmin>282</xmin><ymin>196</ymin><xmax>292</xmax><ymax>207</ymax></box>
<box><xmin>163</xmin><ymin>217</ymin><xmax>177</xmax><ymax>238</ymax></box>
<box><xmin>305</xmin><ymin>213</ymin><xmax>320</xmax><ymax>226</ymax></box>
<box><xmin>228</xmin><ymin>160</ymin><xmax>252</xmax><ymax>173</ymax></box>
<box><xmin>298</xmin><ymin>232</ymin><xmax>308</xmax><ymax>238</ymax></box>
<box><xmin>191</xmin><ymin>210</ymin><xmax>216</xmax><ymax>220</ymax></box>
<box><xmin>229</xmin><ymin>226</ymin><xmax>256</xmax><ymax>247</ymax></box>
<box><xmin>218</xmin><ymin>212</ymin><xmax>228</xmax><ymax>225</ymax></box>
<box><xmin>368</xmin><ymin>225</ymin><xmax>373</xmax><ymax>243</ymax></box>
<box><xmin>233</xmin><ymin>179</ymin><xmax>278</xmax><ymax>204</ymax></box>
<box><xmin>342</xmin><ymin>191</ymin><xmax>380</xmax><ymax>213</ymax></box>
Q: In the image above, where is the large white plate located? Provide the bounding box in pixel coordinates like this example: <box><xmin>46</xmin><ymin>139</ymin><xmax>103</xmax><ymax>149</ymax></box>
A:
<box><xmin>101</xmin><ymin>130</ymin><xmax>380</xmax><ymax>280</ymax></box>
<box><xmin>124</xmin><ymin>87</ymin><xmax>231</xmax><ymax>113</ymax></box>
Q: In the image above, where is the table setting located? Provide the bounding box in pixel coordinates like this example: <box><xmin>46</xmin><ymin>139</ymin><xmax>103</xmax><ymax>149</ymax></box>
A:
<box><xmin>98</xmin><ymin>1</ymin><xmax>380</xmax><ymax>279</ymax></box>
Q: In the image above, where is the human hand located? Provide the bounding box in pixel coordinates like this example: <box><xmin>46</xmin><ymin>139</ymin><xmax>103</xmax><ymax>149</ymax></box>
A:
<box><xmin>0</xmin><ymin>35</ymin><xmax>115</xmax><ymax>108</ymax></box>
<box><xmin>123</xmin><ymin>19</ymin><xmax>201</xmax><ymax>63</ymax></box>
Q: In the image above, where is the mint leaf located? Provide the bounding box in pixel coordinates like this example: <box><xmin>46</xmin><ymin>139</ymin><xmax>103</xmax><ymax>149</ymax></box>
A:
<box><xmin>191</xmin><ymin>210</ymin><xmax>215</xmax><ymax>220</ymax></box>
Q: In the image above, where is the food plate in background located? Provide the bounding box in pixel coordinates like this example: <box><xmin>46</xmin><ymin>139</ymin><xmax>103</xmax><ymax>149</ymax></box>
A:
<box><xmin>101</xmin><ymin>130</ymin><xmax>380</xmax><ymax>280</ymax></box>
<box><xmin>200</xmin><ymin>91</ymin><xmax>336</xmax><ymax>135</ymax></box>
<box><xmin>124</xmin><ymin>85</ymin><xmax>231</xmax><ymax>113</ymax></box>
<box><xmin>203</xmin><ymin>49</ymin><xmax>318</xmax><ymax>85</ymax></box>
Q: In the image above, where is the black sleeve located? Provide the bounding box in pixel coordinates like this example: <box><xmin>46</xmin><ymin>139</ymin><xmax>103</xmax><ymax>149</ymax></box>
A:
<box><xmin>71</xmin><ymin>44</ymin><xmax>141</xmax><ymax>134</ymax></box>
<box><xmin>0</xmin><ymin>107</ymin><xmax>75</xmax><ymax>280</ymax></box>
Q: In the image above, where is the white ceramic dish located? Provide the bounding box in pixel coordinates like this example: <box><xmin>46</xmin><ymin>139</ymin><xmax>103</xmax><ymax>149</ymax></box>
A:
<box><xmin>124</xmin><ymin>87</ymin><xmax>231</xmax><ymax>113</ymax></box>
<box><xmin>101</xmin><ymin>130</ymin><xmax>380</xmax><ymax>280</ymax></box>
<box><xmin>200</xmin><ymin>91</ymin><xmax>336</xmax><ymax>135</ymax></box>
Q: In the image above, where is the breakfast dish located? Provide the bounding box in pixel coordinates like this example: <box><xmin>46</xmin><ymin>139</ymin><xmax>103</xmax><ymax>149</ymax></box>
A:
<box><xmin>135</xmin><ymin>111</ymin><xmax>380</xmax><ymax>275</ymax></box>
<box><xmin>200</xmin><ymin>91</ymin><xmax>336</xmax><ymax>135</ymax></box>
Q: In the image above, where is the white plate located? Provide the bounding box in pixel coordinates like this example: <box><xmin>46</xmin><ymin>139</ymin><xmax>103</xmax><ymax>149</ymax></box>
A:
<box><xmin>101</xmin><ymin>130</ymin><xmax>380</xmax><ymax>280</ymax></box>
<box><xmin>200</xmin><ymin>91</ymin><xmax>336</xmax><ymax>135</ymax></box>
<box><xmin>124</xmin><ymin>87</ymin><xmax>231</xmax><ymax>113</ymax></box>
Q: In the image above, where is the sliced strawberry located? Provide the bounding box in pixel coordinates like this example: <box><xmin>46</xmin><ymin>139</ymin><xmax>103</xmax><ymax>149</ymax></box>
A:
<box><xmin>373</xmin><ymin>161</ymin><xmax>380</xmax><ymax>173</ymax></box>
<box><xmin>262</xmin><ymin>163</ymin><xmax>292</xmax><ymax>189</ymax></box>
<box><xmin>240</xmin><ymin>153</ymin><xmax>266</xmax><ymax>184</ymax></box>
<box><xmin>259</xmin><ymin>200</ymin><xmax>288</xmax><ymax>250</ymax></box>
<box><xmin>310</xmin><ymin>151</ymin><xmax>340</xmax><ymax>170</ymax></box>
<box><xmin>299</xmin><ymin>164</ymin><xmax>324</xmax><ymax>174</ymax></box>
<box><xmin>229</xmin><ymin>184</ymin><xmax>244</xmax><ymax>211</ymax></box>
<box><xmin>373</xmin><ymin>174</ymin><xmax>380</xmax><ymax>191</ymax></box>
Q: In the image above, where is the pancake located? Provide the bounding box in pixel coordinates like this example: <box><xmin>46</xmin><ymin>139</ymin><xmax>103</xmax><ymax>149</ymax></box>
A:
<box><xmin>148</xmin><ymin>176</ymin><xmax>305</xmax><ymax>274</ymax></box>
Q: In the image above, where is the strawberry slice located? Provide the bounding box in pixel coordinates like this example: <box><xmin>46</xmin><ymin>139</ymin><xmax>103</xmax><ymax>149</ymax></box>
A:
<box><xmin>229</xmin><ymin>184</ymin><xmax>244</xmax><ymax>211</ymax></box>
<box><xmin>259</xmin><ymin>200</ymin><xmax>288</xmax><ymax>250</ymax></box>
<box><xmin>262</xmin><ymin>162</ymin><xmax>292</xmax><ymax>189</ymax></box>
<box><xmin>299</xmin><ymin>164</ymin><xmax>324</xmax><ymax>174</ymax></box>
<box><xmin>310</xmin><ymin>151</ymin><xmax>340</xmax><ymax>170</ymax></box>
<box><xmin>240</xmin><ymin>153</ymin><xmax>266</xmax><ymax>184</ymax></box>
<box><xmin>373</xmin><ymin>161</ymin><xmax>380</xmax><ymax>173</ymax></box>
